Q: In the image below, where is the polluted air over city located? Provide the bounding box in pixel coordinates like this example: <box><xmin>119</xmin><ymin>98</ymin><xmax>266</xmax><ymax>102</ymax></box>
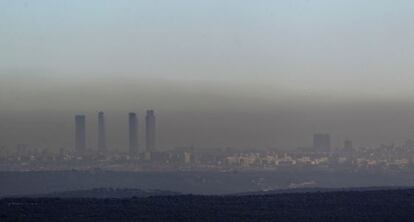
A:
<box><xmin>2</xmin><ymin>1</ymin><xmax>414</xmax><ymax>221</ymax></box>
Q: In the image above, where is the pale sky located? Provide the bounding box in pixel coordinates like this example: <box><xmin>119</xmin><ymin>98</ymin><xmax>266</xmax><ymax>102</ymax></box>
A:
<box><xmin>1</xmin><ymin>1</ymin><xmax>414</xmax><ymax>150</ymax></box>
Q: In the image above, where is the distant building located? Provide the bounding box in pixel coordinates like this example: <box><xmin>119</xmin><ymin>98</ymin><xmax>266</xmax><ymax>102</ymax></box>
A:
<box><xmin>75</xmin><ymin>115</ymin><xmax>86</xmax><ymax>153</ymax></box>
<box><xmin>97</xmin><ymin>112</ymin><xmax>106</xmax><ymax>153</ymax></box>
<box><xmin>344</xmin><ymin>140</ymin><xmax>353</xmax><ymax>152</ymax></box>
<box><xmin>129</xmin><ymin>113</ymin><xmax>138</xmax><ymax>155</ymax></box>
<box><xmin>145</xmin><ymin>110</ymin><xmax>156</xmax><ymax>152</ymax></box>
<box><xmin>404</xmin><ymin>139</ymin><xmax>414</xmax><ymax>149</ymax></box>
<box><xmin>313</xmin><ymin>134</ymin><xmax>331</xmax><ymax>153</ymax></box>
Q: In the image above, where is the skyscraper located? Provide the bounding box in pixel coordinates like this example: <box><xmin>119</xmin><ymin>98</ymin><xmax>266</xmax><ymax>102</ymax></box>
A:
<box><xmin>344</xmin><ymin>139</ymin><xmax>353</xmax><ymax>152</ymax></box>
<box><xmin>97</xmin><ymin>111</ymin><xmax>106</xmax><ymax>153</ymax></box>
<box><xmin>313</xmin><ymin>134</ymin><xmax>331</xmax><ymax>153</ymax></box>
<box><xmin>129</xmin><ymin>112</ymin><xmax>138</xmax><ymax>155</ymax></box>
<box><xmin>145</xmin><ymin>110</ymin><xmax>156</xmax><ymax>152</ymax></box>
<box><xmin>75</xmin><ymin>115</ymin><xmax>86</xmax><ymax>153</ymax></box>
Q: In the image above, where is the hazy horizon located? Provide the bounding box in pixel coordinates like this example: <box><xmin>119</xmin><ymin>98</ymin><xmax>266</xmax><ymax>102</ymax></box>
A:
<box><xmin>1</xmin><ymin>0</ymin><xmax>414</xmax><ymax>150</ymax></box>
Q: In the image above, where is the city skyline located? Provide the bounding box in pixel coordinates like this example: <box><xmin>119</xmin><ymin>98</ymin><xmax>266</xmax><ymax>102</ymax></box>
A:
<box><xmin>2</xmin><ymin>1</ymin><xmax>414</xmax><ymax>219</ymax></box>
<box><xmin>1</xmin><ymin>0</ymin><xmax>414</xmax><ymax>150</ymax></box>
<box><xmin>71</xmin><ymin>112</ymin><xmax>347</xmax><ymax>154</ymax></box>
<box><xmin>72</xmin><ymin>111</ymin><xmax>158</xmax><ymax>154</ymax></box>
<box><xmin>4</xmin><ymin>107</ymin><xmax>414</xmax><ymax>152</ymax></box>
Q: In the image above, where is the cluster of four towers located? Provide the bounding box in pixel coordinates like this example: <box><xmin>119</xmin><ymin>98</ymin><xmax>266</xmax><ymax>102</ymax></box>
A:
<box><xmin>75</xmin><ymin>110</ymin><xmax>156</xmax><ymax>155</ymax></box>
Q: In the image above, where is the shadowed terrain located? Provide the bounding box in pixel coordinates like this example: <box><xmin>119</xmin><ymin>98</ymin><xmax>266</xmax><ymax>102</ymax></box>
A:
<box><xmin>2</xmin><ymin>189</ymin><xmax>414</xmax><ymax>221</ymax></box>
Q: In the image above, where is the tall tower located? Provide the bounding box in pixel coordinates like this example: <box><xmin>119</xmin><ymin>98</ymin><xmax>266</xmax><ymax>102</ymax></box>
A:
<box><xmin>145</xmin><ymin>110</ymin><xmax>156</xmax><ymax>152</ymax></box>
<box><xmin>75</xmin><ymin>115</ymin><xmax>86</xmax><ymax>153</ymax></box>
<box><xmin>313</xmin><ymin>133</ymin><xmax>331</xmax><ymax>153</ymax></box>
<box><xmin>344</xmin><ymin>140</ymin><xmax>353</xmax><ymax>152</ymax></box>
<box><xmin>97</xmin><ymin>111</ymin><xmax>106</xmax><ymax>153</ymax></box>
<box><xmin>129</xmin><ymin>113</ymin><xmax>138</xmax><ymax>155</ymax></box>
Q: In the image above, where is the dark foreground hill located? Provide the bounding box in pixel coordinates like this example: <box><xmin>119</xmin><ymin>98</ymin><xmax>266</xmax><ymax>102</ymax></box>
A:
<box><xmin>35</xmin><ymin>188</ymin><xmax>181</xmax><ymax>198</ymax></box>
<box><xmin>2</xmin><ymin>189</ymin><xmax>414</xmax><ymax>222</ymax></box>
